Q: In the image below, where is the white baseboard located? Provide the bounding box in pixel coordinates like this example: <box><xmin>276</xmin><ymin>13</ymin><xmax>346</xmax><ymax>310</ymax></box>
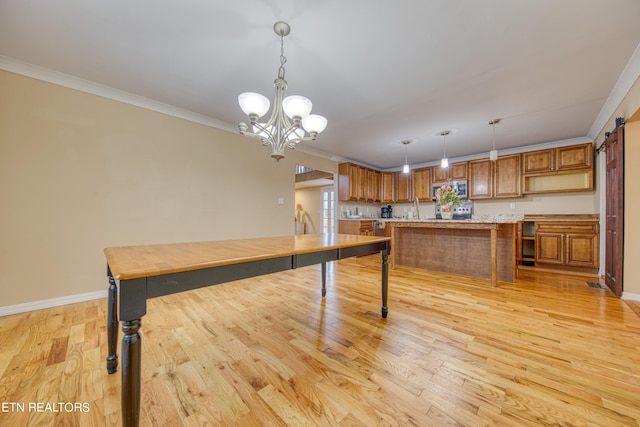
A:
<box><xmin>0</xmin><ymin>290</ymin><xmax>108</xmax><ymax>317</ymax></box>
<box><xmin>622</xmin><ymin>292</ymin><xmax>640</xmax><ymax>301</ymax></box>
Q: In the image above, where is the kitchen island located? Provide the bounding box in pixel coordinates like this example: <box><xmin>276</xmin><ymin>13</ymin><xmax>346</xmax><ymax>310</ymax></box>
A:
<box><xmin>382</xmin><ymin>217</ymin><xmax>521</xmax><ymax>286</ymax></box>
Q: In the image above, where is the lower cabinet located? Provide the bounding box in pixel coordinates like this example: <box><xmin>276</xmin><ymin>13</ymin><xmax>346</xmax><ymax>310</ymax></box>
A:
<box><xmin>535</xmin><ymin>221</ymin><xmax>599</xmax><ymax>271</ymax></box>
<box><xmin>338</xmin><ymin>219</ymin><xmax>377</xmax><ymax>236</ymax></box>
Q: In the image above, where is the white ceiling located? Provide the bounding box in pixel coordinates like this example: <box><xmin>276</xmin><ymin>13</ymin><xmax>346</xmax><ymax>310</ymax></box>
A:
<box><xmin>2</xmin><ymin>0</ymin><xmax>640</xmax><ymax>170</ymax></box>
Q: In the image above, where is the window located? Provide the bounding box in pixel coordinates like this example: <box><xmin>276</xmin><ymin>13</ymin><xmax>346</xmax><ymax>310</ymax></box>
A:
<box><xmin>320</xmin><ymin>186</ymin><xmax>335</xmax><ymax>234</ymax></box>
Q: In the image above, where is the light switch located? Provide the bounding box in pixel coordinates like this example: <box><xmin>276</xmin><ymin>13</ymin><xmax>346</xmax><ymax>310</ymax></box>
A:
<box><xmin>278</xmin><ymin>197</ymin><xmax>284</xmax><ymax>205</ymax></box>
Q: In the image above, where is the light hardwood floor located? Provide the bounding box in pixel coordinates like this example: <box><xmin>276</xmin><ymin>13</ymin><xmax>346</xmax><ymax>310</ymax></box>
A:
<box><xmin>1</xmin><ymin>255</ymin><xmax>640</xmax><ymax>426</ymax></box>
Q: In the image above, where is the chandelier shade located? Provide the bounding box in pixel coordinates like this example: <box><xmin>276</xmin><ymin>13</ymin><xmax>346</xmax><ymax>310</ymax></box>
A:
<box><xmin>237</xmin><ymin>22</ymin><xmax>327</xmax><ymax>161</ymax></box>
<box><xmin>238</xmin><ymin>92</ymin><xmax>270</xmax><ymax>118</ymax></box>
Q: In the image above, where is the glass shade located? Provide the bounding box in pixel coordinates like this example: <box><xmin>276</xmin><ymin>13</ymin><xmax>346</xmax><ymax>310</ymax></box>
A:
<box><xmin>402</xmin><ymin>164</ymin><xmax>410</xmax><ymax>174</ymax></box>
<box><xmin>301</xmin><ymin>114</ymin><xmax>328</xmax><ymax>134</ymax></box>
<box><xmin>283</xmin><ymin>95</ymin><xmax>313</xmax><ymax>119</ymax></box>
<box><xmin>287</xmin><ymin>127</ymin><xmax>305</xmax><ymax>141</ymax></box>
<box><xmin>238</xmin><ymin>92</ymin><xmax>270</xmax><ymax>117</ymax></box>
<box><xmin>441</xmin><ymin>157</ymin><xmax>449</xmax><ymax>168</ymax></box>
<box><xmin>490</xmin><ymin>149</ymin><xmax>498</xmax><ymax>161</ymax></box>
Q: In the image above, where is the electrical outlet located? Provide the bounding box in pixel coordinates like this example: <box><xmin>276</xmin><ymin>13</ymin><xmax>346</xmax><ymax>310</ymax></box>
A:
<box><xmin>278</xmin><ymin>197</ymin><xmax>284</xmax><ymax>205</ymax></box>
<box><xmin>510</xmin><ymin>203</ymin><xmax>516</xmax><ymax>209</ymax></box>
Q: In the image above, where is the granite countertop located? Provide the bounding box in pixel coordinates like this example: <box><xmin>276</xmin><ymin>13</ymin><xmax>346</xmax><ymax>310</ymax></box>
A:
<box><xmin>378</xmin><ymin>214</ymin><xmax>525</xmax><ymax>225</ymax></box>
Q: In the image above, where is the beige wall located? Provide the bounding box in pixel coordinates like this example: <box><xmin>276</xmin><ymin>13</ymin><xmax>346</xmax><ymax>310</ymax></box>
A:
<box><xmin>623</xmin><ymin>117</ymin><xmax>640</xmax><ymax>295</ymax></box>
<box><xmin>0</xmin><ymin>70</ymin><xmax>334</xmax><ymax>307</ymax></box>
<box><xmin>294</xmin><ymin>186</ymin><xmax>324</xmax><ymax>234</ymax></box>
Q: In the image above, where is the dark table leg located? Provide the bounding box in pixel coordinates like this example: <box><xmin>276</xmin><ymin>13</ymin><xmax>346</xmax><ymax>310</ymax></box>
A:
<box><xmin>106</xmin><ymin>276</ymin><xmax>119</xmax><ymax>374</ymax></box>
<box><xmin>122</xmin><ymin>319</ymin><xmax>142</xmax><ymax>427</ymax></box>
<box><xmin>321</xmin><ymin>262</ymin><xmax>327</xmax><ymax>297</ymax></box>
<box><xmin>381</xmin><ymin>249</ymin><xmax>389</xmax><ymax>318</ymax></box>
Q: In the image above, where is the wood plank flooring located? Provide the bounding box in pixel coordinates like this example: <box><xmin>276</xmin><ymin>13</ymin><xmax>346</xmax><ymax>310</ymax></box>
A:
<box><xmin>1</xmin><ymin>255</ymin><xmax>640</xmax><ymax>426</ymax></box>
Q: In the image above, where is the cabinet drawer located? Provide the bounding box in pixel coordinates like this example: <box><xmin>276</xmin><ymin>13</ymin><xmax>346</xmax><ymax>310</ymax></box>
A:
<box><xmin>535</xmin><ymin>221</ymin><xmax>598</xmax><ymax>234</ymax></box>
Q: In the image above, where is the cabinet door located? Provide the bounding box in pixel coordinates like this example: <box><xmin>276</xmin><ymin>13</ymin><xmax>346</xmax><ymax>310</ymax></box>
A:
<box><xmin>396</xmin><ymin>172</ymin><xmax>413</xmax><ymax>202</ymax></box>
<box><xmin>523</xmin><ymin>149</ymin><xmax>554</xmax><ymax>175</ymax></box>
<box><xmin>412</xmin><ymin>167</ymin><xmax>431</xmax><ymax>200</ymax></box>
<box><xmin>338</xmin><ymin>220</ymin><xmax>360</xmax><ymax>235</ymax></box>
<box><xmin>494</xmin><ymin>154</ymin><xmax>522</xmax><ymax>198</ymax></box>
<box><xmin>450</xmin><ymin>162</ymin><xmax>468</xmax><ymax>180</ymax></box>
<box><xmin>566</xmin><ymin>233</ymin><xmax>599</xmax><ymax>268</ymax></box>
<box><xmin>556</xmin><ymin>144</ymin><xmax>592</xmax><ymax>171</ymax></box>
<box><xmin>536</xmin><ymin>232</ymin><xmax>564</xmax><ymax>264</ymax></box>
<box><xmin>338</xmin><ymin>163</ymin><xmax>358</xmax><ymax>201</ymax></box>
<box><xmin>432</xmin><ymin>166</ymin><xmax>449</xmax><ymax>183</ymax></box>
<box><xmin>381</xmin><ymin>172</ymin><xmax>396</xmax><ymax>203</ymax></box>
<box><xmin>356</xmin><ymin>166</ymin><xmax>367</xmax><ymax>200</ymax></box>
<box><xmin>468</xmin><ymin>159</ymin><xmax>493</xmax><ymax>199</ymax></box>
<box><xmin>432</xmin><ymin>161</ymin><xmax>468</xmax><ymax>182</ymax></box>
<box><xmin>366</xmin><ymin>169</ymin><xmax>380</xmax><ymax>202</ymax></box>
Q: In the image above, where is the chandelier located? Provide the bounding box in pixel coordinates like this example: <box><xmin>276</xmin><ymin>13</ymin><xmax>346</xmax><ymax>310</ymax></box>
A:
<box><xmin>238</xmin><ymin>21</ymin><xmax>328</xmax><ymax>161</ymax></box>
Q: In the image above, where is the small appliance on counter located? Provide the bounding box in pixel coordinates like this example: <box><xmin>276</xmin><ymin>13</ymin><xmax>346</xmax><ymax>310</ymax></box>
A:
<box><xmin>381</xmin><ymin>205</ymin><xmax>393</xmax><ymax>218</ymax></box>
<box><xmin>435</xmin><ymin>200</ymin><xmax>473</xmax><ymax>220</ymax></box>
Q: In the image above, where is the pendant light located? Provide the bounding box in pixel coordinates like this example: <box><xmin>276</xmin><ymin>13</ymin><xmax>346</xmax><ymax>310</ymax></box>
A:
<box><xmin>402</xmin><ymin>140</ymin><xmax>411</xmax><ymax>173</ymax></box>
<box><xmin>440</xmin><ymin>130</ymin><xmax>450</xmax><ymax>168</ymax></box>
<box><xmin>489</xmin><ymin>118</ymin><xmax>501</xmax><ymax>161</ymax></box>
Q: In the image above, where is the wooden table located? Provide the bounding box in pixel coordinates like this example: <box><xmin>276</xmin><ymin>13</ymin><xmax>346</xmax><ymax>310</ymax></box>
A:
<box><xmin>104</xmin><ymin>233</ymin><xmax>391</xmax><ymax>426</ymax></box>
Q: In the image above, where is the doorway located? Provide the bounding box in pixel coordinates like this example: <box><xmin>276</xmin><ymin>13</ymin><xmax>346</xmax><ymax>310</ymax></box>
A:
<box><xmin>295</xmin><ymin>165</ymin><xmax>335</xmax><ymax>234</ymax></box>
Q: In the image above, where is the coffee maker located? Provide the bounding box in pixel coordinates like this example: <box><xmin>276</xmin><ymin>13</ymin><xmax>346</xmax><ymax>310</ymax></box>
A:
<box><xmin>381</xmin><ymin>205</ymin><xmax>393</xmax><ymax>218</ymax></box>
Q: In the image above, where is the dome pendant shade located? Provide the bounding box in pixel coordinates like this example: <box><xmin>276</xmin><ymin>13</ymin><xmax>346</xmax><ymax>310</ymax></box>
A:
<box><xmin>238</xmin><ymin>92</ymin><xmax>270</xmax><ymax>117</ymax></box>
<box><xmin>282</xmin><ymin>95</ymin><xmax>313</xmax><ymax>119</ymax></box>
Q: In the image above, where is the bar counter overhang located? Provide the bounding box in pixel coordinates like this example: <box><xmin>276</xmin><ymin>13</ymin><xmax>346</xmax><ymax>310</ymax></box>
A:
<box><xmin>383</xmin><ymin>219</ymin><xmax>520</xmax><ymax>286</ymax></box>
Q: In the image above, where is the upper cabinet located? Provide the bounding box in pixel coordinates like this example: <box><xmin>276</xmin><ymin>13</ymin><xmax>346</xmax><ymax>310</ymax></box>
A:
<box><xmin>468</xmin><ymin>159</ymin><xmax>493</xmax><ymax>199</ymax></box>
<box><xmin>396</xmin><ymin>172</ymin><xmax>413</xmax><ymax>203</ymax></box>
<box><xmin>338</xmin><ymin>143</ymin><xmax>593</xmax><ymax>203</ymax></box>
<box><xmin>522</xmin><ymin>143</ymin><xmax>594</xmax><ymax>193</ymax></box>
<box><xmin>494</xmin><ymin>154</ymin><xmax>522</xmax><ymax>198</ymax></box>
<box><xmin>412</xmin><ymin>167</ymin><xmax>432</xmax><ymax>201</ymax></box>
<box><xmin>380</xmin><ymin>172</ymin><xmax>396</xmax><ymax>203</ymax></box>
<box><xmin>338</xmin><ymin>162</ymin><xmax>360</xmax><ymax>201</ymax></box>
<box><xmin>338</xmin><ymin>163</ymin><xmax>380</xmax><ymax>202</ymax></box>
<box><xmin>432</xmin><ymin>161</ymin><xmax>468</xmax><ymax>182</ymax></box>
<box><xmin>468</xmin><ymin>154</ymin><xmax>522</xmax><ymax>199</ymax></box>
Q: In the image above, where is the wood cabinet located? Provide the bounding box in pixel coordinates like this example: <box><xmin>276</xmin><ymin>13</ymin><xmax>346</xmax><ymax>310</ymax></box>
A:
<box><xmin>381</xmin><ymin>172</ymin><xmax>396</xmax><ymax>203</ymax></box>
<box><xmin>366</xmin><ymin>169</ymin><xmax>381</xmax><ymax>202</ymax></box>
<box><xmin>396</xmin><ymin>172</ymin><xmax>413</xmax><ymax>202</ymax></box>
<box><xmin>469</xmin><ymin>154</ymin><xmax>521</xmax><ymax>199</ymax></box>
<box><xmin>517</xmin><ymin>217</ymin><xmax>599</xmax><ymax>274</ymax></box>
<box><xmin>522</xmin><ymin>143</ymin><xmax>594</xmax><ymax>194</ymax></box>
<box><xmin>469</xmin><ymin>159</ymin><xmax>493</xmax><ymax>199</ymax></box>
<box><xmin>338</xmin><ymin>163</ymin><xmax>361</xmax><ymax>201</ymax></box>
<box><xmin>411</xmin><ymin>167</ymin><xmax>432</xmax><ymax>200</ymax></box>
<box><xmin>338</xmin><ymin>163</ymin><xmax>380</xmax><ymax>202</ymax></box>
<box><xmin>535</xmin><ymin>221</ymin><xmax>599</xmax><ymax>269</ymax></box>
<box><xmin>432</xmin><ymin>161</ymin><xmax>468</xmax><ymax>182</ymax></box>
<box><xmin>494</xmin><ymin>154</ymin><xmax>522</xmax><ymax>198</ymax></box>
<box><xmin>338</xmin><ymin>219</ymin><xmax>376</xmax><ymax>236</ymax></box>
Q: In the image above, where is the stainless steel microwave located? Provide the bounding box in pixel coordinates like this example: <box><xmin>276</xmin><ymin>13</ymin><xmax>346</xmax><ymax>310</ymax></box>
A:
<box><xmin>432</xmin><ymin>180</ymin><xmax>468</xmax><ymax>200</ymax></box>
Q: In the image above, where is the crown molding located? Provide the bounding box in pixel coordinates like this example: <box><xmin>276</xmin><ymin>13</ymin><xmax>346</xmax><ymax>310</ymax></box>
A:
<box><xmin>0</xmin><ymin>55</ymin><xmax>237</xmax><ymax>133</ymax></box>
<box><xmin>588</xmin><ymin>41</ymin><xmax>640</xmax><ymax>140</ymax></box>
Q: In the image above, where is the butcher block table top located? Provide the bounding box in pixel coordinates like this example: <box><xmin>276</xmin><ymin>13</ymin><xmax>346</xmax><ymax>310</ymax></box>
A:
<box><xmin>105</xmin><ymin>233</ymin><xmax>391</xmax><ymax>281</ymax></box>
